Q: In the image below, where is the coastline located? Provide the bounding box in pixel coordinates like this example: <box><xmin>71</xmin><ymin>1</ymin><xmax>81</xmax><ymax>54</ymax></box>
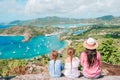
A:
<box><xmin>65</xmin><ymin>40</ymin><xmax>72</xmax><ymax>46</ymax></box>
<box><xmin>58</xmin><ymin>40</ymin><xmax>72</xmax><ymax>53</ymax></box>
<box><xmin>0</xmin><ymin>34</ymin><xmax>30</xmax><ymax>42</ymax></box>
<box><xmin>0</xmin><ymin>34</ymin><xmax>23</xmax><ymax>36</ymax></box>
<box><xmin>0</xmin><ymin>34</ymin><xmax>70</xmax><ymax>59</ymax></box>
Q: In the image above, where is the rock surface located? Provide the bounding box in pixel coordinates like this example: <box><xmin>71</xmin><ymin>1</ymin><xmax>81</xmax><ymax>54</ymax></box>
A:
<box><xmin>1</xmin><ymin>62</ymin><xmax>120</xmax><ymax>80</ymax></box>
<box><xmin>10</xmin><ymin>62</ymin><xmax>120</xmax><ymax>80</ymax></box>
<box><xmin>11</xmin><ymin>74</ymin><xmax>120</xmax><ymax>80</ymax></box>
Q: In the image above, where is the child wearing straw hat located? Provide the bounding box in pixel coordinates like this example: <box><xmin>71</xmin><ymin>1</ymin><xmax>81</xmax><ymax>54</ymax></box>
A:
<box><xmin>80</xmin><ymin>38</ymin><xmax>101</xmax><ymax>79</ymax></box>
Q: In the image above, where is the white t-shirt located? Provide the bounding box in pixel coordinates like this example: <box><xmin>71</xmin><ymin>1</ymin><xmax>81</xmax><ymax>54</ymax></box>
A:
<box><xmin>64</xmin><ymin>57</ymin><xmax>80</xmax><ymax>78</ymax></box>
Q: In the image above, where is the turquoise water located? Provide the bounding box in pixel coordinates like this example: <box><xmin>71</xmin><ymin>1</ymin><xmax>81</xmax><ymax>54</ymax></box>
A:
<box><xmin>0</xmin><ymin>24</ymin><xmax>16</xmax><ymax>29</ymax></box>
<box><xmin>73</xmin><ymin>30</ymin><xmax>86</xmax><ymax>35</ymax></box>
<box><xmin>0</xmin><ymin>35</ymin><xmax>66</xmax><ymax>59</ymax></box>
<box><xmin>52</xmin><ymin>24</ymin><xmax>89</xmax><ymax>28</ymax></box>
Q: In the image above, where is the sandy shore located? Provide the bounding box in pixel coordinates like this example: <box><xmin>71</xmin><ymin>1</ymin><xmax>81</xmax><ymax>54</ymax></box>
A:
<box><xmin>58</xmin><ymin>40</ymin><xmax>72</xmax><ymax>53</ymax></box>
<box><xmin>65</xmin><ymin>40</ymin><xmax>72</xmax><ymax>46</ymax></box>
<box><xmin>0</xmin><ymin>34</ymin><xmax>23</xmax><ymax>36</ymax></box>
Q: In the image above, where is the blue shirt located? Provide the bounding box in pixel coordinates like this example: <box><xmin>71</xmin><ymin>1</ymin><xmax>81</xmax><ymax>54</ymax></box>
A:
<box><xmin>49</xmin><ymin>60</ymin><xmax>64</xmax><ymax>78</ymax></box>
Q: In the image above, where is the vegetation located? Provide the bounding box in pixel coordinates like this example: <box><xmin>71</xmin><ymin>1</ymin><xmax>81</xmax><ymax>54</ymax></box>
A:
<box><xmin>0</xmin><ymin>55</ymin><xmax>51</xmax><ymax>77</ymax></box>
<box><xmin>30</xmin><ymin>55</ymin><xmax>50</xmax><ymax>66</ymax></box>
<box><xmin>0</xmin><ymin>26</ymin><xmax>63</xmax><ymax>41</ymax></box>
<box><xmin>0</xmin><ymin>29</ymin><xmax>4</xmax><ymax>34</ymax></box>
<box><xmin>0</xmin><ymin>21</ymin><xmax>120</xmax><ymax>77</ymax></box>
<box><xmin>98</xmin><ymin>39</ymin><xmax>120</xmax><ymax>64</ymax></box>
<box><xmin>105</xmin><ymin>32</ymin><xmax>120</xmax><ymax>38</ymax></box>
<box><xmin>66</xmin><ymin>25</ymin><xmax>120</xmax><ymax>65</ymax></box>
<box><xmin>0</xmin><ymin>59</ymin><xmax>28</xmax><ymax>76</ymax></box>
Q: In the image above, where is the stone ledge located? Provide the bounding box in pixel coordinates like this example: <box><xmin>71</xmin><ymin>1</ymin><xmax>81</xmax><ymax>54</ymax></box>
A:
<box><xmin>10</xmin><ymin>74</ymin><xmax>120</xmax><ymax>80</ymax></box>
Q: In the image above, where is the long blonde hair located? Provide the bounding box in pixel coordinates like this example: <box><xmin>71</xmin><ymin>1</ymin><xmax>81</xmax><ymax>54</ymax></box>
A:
<box><xmin>50</xmin><ymin>50</ymin><xmax>58</xmax><ymax>74</ymax></box>
<box><xmin>67</xmin><ymin>48</ymin><xmax>75</xmax><ymax>72</ymax></box>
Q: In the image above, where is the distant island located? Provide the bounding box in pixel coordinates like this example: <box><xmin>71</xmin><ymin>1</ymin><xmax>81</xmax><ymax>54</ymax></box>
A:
<box><xmin>0</xmin><ymin>25</ymin><xmax>63</xmax><ymax>42</ymax></box>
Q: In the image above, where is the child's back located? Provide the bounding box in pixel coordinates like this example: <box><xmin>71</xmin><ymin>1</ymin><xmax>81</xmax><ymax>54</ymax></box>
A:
<box><xmin>49</xmin><ymin>60</ymin><xmax>64</xmax><ymax>77</ymax></box>
<box><xmin>64</xmin><ymin>57</ymin><xmax>80</xmax><ymax>78</ymax></box>
<box><xmin>64</xmin><ymin>48</ymin><xmax>80</xmax><ymax>78</ymax></box>
<box><xmin>48</xmin><ymin>50</ymin><xmax>64</xmax><ymax>78</ymax></box>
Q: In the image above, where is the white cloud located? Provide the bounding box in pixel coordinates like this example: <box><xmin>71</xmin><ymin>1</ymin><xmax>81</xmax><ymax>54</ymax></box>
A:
<box><xmin>24</xmin><ymin>0</ymin><xmax>120</xmax><ymax>18</ymax></box>
<box><xmin>70</xmin><ymin>0</ymin><xmax>120</xmax><ymax>18</ymax></box>
<box><xmin>0</xmin><ymin>0</ymin><xmax>25</xmax><ymax>15</ymax></box>
<box><xmin>0</xmin><ymin>0</ymin><xmax>120</xmax><ymax>22</ymax></box>
<box><xmin>25</xmin><ymin>0</ymin><xmax>95</xmax><ymax>15</ymax></box>
<box><xmin>25</xmin><ymin>0</ymin><xmax>56</xmax><ymax>15</ymax></box>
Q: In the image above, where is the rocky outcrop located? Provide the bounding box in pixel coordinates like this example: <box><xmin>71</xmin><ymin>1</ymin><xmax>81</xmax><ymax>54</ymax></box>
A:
<box><xmin>10</xmin><ymin>61</ymin><xmax>120</xmax><ymax>80</ymax></box>
<box><xmin>11</xmin><ymin>74</ymin><xmax>120</xmax><ymax>80</ymax></box>
<box><xmin>102</xmin><ymin>62</ymin><xmax>120</xmax><ymax>76</ymax></box>
<box><xmin>22</xmin><ymin>32</ymin><xmax>32</xmax><ymax>42</ymax></box>
<box><xmin>6</xmin><ymin>62</ymin><xmax>48</xmax><ymax>77</ymax></box>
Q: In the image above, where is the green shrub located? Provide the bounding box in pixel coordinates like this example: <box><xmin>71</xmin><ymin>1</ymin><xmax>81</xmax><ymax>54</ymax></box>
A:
<box><xmin>0</xmin><ymin>59</ymin><xmax>28</xmax><ymax>76</ymax></box>
<box><xmin>98</xmin><ymin>39</ymin><xmax>120</xmax><ymax>64</ymax></box>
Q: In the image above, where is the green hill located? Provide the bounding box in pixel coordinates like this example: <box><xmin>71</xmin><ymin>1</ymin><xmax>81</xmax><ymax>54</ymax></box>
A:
<box><xmin>7</xmin><ymin>15</ymin><xmax>120</xmax><ymax>27</ymax></box>
<box><xmin>96</xmin><ymin>15</ymin><xmax>114</xmax><ymax>21</ymax></box>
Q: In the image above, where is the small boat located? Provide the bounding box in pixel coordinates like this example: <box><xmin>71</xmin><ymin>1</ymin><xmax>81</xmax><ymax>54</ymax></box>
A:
<box><xmin>45</xmin><ymin>32</ymin><xmax>58</xmax><ymax>36</ymax></box>
<box><xmin>42</xmin><ymin>39</ymin><xmax>44</xmax><ymax>42</ymax></box>
<box><xmin>13</xmin><ymin>51</ymin><xmax>16</xmax><ymax>54</ymax></box>
<box><xmin>0</xmin><ymin>52</ymin><xmax>2</xmax><ymax>55</ymax></box>
<box><xmin>47</xmin><ymin>41</ymin><xmax>50</xmax><ymax>43</ymax></box>
<box><xmin>46</xmin><ymin>45</ymin><xmax>49</xmax><ymax>48</ymax></box>
<box><xmin>26</xmin><ymin>46</ymin><xmax>30</xmax><ymax>50</ymax></box>
<box><xmin>45</xmin><ymin>34</ymin><xmax>53</xmax><ymax>36</ymax></box>
<box><xmin>19</xmin><ymin>44</ymin><xmax>21</xmax><ymax>48</ymax></box>
<box><xmin>34</xmin><ymin>49</ymin><xmax>36</xmax><ymax>52</ymax></box>
<box><xmin>69</xmin><ymin>25</ymin><xmax>76</xmax><ymax>28</ymax></box>
<box><xmin>37</xmin><ymin>52</ymin><xmax>40</xmax><ymax>54</ymax></box>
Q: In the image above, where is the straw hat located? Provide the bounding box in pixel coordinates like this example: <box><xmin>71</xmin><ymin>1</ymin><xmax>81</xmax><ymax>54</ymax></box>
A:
<box><xmin>83</xmin><ymin>38</ymin><xmax>98</xmax><ymax>50</ymax></box>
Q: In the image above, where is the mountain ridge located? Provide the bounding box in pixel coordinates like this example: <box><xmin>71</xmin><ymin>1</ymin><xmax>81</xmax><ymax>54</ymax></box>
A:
<box><xmin>1</xmin><ymin>15</ymin><xmax>120</xmax><ymax>27</ymax></box>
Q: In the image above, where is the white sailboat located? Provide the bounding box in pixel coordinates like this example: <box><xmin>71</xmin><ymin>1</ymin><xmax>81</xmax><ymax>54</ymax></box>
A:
<box><xmin>26</xmin><ymin>46</ymin><xmax>30</xmax><ymax>50</ymax></box>
<box><xmin>0</xmin><ymin>52</ymin><xmax>2</xmax><ymax>55</ymax></box>
<box><xmin>13</xmin><ymin>51</ymin><xmax>16</xmax><ymax>54</ymax></box>
<box><xmin>34</xmin><ymin>49</ymin><xmax>36</xmax><ymax>52</ymax></box>
<box><xmin>19</xmin><ymin>44</ymin><xmax>21</xmax><ymax>48</ymax></box>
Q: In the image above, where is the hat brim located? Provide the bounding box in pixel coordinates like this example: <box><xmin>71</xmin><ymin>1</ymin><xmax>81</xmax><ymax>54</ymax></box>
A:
<box><xmin>83</xmin><ymin>41</ymin><xmax>98</xmax><ymax>50</ymax></box>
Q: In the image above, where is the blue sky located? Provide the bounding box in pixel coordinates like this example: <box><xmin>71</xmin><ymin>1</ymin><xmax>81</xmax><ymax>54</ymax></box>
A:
<box><xmin>0</xmin><ymin>0</ymin><xmax>120</xmax><ymax>23</ymax></box>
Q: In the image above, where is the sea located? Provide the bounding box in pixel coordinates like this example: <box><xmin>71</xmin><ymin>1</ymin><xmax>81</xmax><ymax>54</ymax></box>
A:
<box><xmin>0</xmin><ymin>24</ymin><xmax>16</xmax><ymax>29</ymax></box>
<box><xmin>0</xmin><ymin>23</ymin><xmax>88</xmax><ymax>59</ymax></box>
<box><xmin>0</xmin><ymin>35</ymin><xmax>66</xmax><ymax>59</ymax></box>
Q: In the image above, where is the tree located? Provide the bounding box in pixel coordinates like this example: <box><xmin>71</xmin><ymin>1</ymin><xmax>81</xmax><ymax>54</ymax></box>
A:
<box><xmin>98</xmin><ymin>39</ymin><xmax>120</xmax><ymax>64</ymax></box>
